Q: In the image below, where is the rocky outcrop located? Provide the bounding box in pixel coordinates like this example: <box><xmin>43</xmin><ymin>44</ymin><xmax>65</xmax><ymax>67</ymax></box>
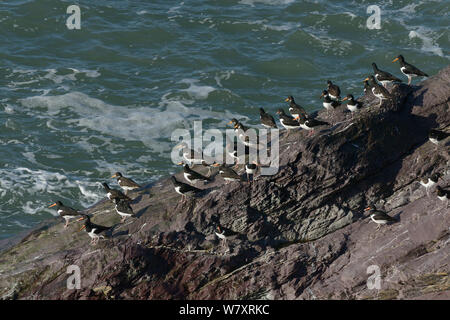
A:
<box><xmin>1</xmin><ymin>66</ymin><xmax>449</xmax><ymax>300</ymax></box>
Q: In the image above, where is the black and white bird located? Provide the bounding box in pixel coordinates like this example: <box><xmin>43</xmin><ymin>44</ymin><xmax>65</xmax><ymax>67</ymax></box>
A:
<box><xmin>372</xmin><ymin>62</ymin><xmax>402</xmax><ymax>88</ymax></box>
<box><xmin>320</xmin><ymin>90</ymin><xmax>341</xmax><ymax>118</ymax></box>
<box><xmin>111</xmin><ymin>172</ymin><xmax>141</xmax><ymax>193</ymax></box>
<box><xmin>113</xmin><ymin>198</ymin><xmax>135</xmax><ymax>223</ymax></box>
<box><xmin>102</xmin><ymin>182</ymin><xmax>131</xmax><ymax>202</ymax></box>
<box><xmin>215</xmin><ymin>226</ymin><xmax>227</xmax><ymax>248</ymax></box>
<box><xmin>235</xmin><ymin>122</ymin><xmax>259</xmax><ymax>148</ymax></box>
<box><xmin>259</xmin><ymin>108</ymin><xmax>277</xmax><ymax>128</ymax></box>
<box><xmin>297</xmin><ymin>114</ymin><xmax>329</xmax><ymax>136</ymax></box>
<box><xmin>363</xmin><ymin>80</ymin><xmax>372</xmax><ymax>95</ymax></box>
<box><xmin>326</xmin><ymin>80</ymin><xmax>341</xmax><ymax>100</ymax></box>
<box><xmin>175</xmin><ymin>142</ymin><xmax>204</xmax><ymax>166</ymax></box>
<box><xmin>392</xmin><ymin>55</ymin><xmax>428</xmax><ymax>85</ymax></box>
<box><xmin>78</xmin><ymin>214</ymin><xmax>112</xmax><ymax>245</ymax></box>
<box><xmin>364</xmin><ymin>75</ymin><xmax>393</xmax><ymax>107</ymax></box>
<box><xmin>49</xmin><ymin>201</ymin><xmax>82</xmax><ymax>229</ymax></box>
<box><xmin>171</xmin><ymin>176</ymin><xmax>203</xmax><ymax>199</ymax></box>
<box><xmin>285</xmin><ymin>96</ymin><xmax>307</xmax><ymax>120</ymax></box>
<box><xmin>436</xmin><ymin>186</ymin><xmax>449</xmax><ymax>207</ymax></box>
<box><xmin>428</xmin><ymin>129</ymin><xmax>449</xmax><ymax>146</ymax></box>
<box><xmin>276</xmin><ymin>108</ymin><xmax>301</xmax><ymax>136</ymax></box>
<box><xmin>364</xmin><ymin>205</ymin><xmax>397</xmax><ymax>229</ymax></box>
<box><xmin>226</xmin><ymin>140</ymin><xmax>249</xmax><ymax>167</ymax></box>
<box><xmin>342</xmin><ymin>94</ymin><xmax>363</xmax><ymax>119</ymax></box>
<box><xmin>180</xmin><ymin>163</ymin><xmax>211</xmax><ymax>184</ymax></box>
<box><xmin>419</xmin><ymin>173</ymin><xmax>441</xmax><ymax>196</ymax></box>
<box><xmin>214</xmin><ymin>164</ymin><xmax>242</xmax><ymax>183</ymax></box>
<box><xmin>245</xmin><ymin>162</ymin><xmax>258</xmax><ymax>182</ymax></box>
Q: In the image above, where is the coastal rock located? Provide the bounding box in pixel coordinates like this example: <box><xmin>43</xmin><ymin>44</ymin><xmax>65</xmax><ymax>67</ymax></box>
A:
<box><xmin>0</xmin><ymin>66</ymin><xmax>449</xmax><ymax>300</ymax></box>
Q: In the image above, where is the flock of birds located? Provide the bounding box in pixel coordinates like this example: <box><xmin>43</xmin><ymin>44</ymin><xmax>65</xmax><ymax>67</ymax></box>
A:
<box><xmin>48</xmin><ymin>54</ymin><xmax>449</xmax><ymax>245</ymax></box>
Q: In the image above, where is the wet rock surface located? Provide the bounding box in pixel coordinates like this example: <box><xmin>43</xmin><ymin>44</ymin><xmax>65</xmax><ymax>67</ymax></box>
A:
<box><xmin>1</xmin><ymin>66</ymin><xmax>449</xmax><ymax>300</ymax></box>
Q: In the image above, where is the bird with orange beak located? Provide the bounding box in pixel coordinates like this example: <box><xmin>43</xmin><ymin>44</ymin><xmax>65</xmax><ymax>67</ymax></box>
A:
<box><xmin>77</xmin><ymin>214</ymin><xmax>111</xmax><ymax>245</ymax></box>
<box><xmin>111</xmin><ymin>172</ymin><xmax>141</xmax><ymax>194</ymax></box>
<box><xmin>364</xmin><ymin>205</ymin><xmax>397</xmax><ymax>229</ymax></box>
<box><xmin>48</xmin><ymin>201</ymin><xmax>82</xmax><ymax>229</ymax></box>
<box><xmin>392</xmin><ymin>55</ymin><xmax>428</xmax><ymax>85</ymax></box>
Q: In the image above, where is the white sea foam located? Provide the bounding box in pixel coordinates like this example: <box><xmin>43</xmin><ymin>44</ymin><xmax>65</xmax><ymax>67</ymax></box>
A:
<box><xmin>19</xmin><ymin>90</ymin><xmax>247</xmax><ymax>154</ymax></box>
<box><xmin>180</xmin><ymin>79</ymin><xmax>216</xmax><ymax>100</ymax></box>
<box><xmin>408</xmin><ymin>27</ymin><xmax>444</xmax><ymax>57</ymax></box>
<box><xmin>0</xmin><ymin>167</ymin><xmax>103</xmax><ymax>216</ymax></box>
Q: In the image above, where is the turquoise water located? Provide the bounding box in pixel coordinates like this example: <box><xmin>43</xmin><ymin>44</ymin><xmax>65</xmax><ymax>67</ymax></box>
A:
<box><xmin>0</xmin><ymin>0</ymin><xmax>449</xmax><ymax>239</ymax></box>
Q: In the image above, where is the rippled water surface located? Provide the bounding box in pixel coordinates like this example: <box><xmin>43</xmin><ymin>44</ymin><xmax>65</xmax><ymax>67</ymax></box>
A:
<box><xmin>0</xmin><ymin>0</ymin><xmax>449</xmax><ymax>239</ymax></box>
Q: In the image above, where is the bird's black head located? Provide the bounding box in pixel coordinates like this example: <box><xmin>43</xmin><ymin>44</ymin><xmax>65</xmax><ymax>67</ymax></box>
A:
<box><xmin>285</xmin><ymin>96</ymin><xmax>294</xmax><ymax>103</ymax></box>
<box><xmin>364</xmin><ymin>204</ymin><xmax>377</xmax><ymax>214</ymax></box>
<box><xmin>276</xmin><ymin>108</ymin><xmax>285</xmax><ymax>115</ymax></box>
<box><xmin>102</xmin><ymin>182</ymin><xmax>110</xmax><ymax>190</ymax></box>
<box><xmin>320</xmin><ymin>90</ymin><xmax>328</xmax><ymax>98</ymax></box>
<box><xmin>392</xmin><ymin>55</ymin><xmax>404</xmax><ymax>63</ymax></box>
<box><xmin>170</xmin><ymin>176</ymin><xmax>178</xmax><ymax>184</ymax></box>
<box><xmin>343</xmin><ymin>94</ymin><xmax>354</xmax><ymax>101</ymax></box>
<box><xmin>436</xmin><ymin>186</ymin><xmax>445</xmax><ymax>197</ymax></box>
<box><xmin>49</xmin><ymin>201</ymin><xmax>63</xmax><ymax>208</ymax></box>
<box><xmin>259</xmin><ymin>107</ymin><xmax>265</xmax><ymax>114</ymax></box>
<box><xmin>327</xmin><ymin>80</ymin><xmax>333</xmax><ymax>86</ymax></box>
<box><xmin>228</xmin><ymin>118</ymin><xmax>239</xmax><ymax>126</ymax></box>
<box><xmin>371</xmin><ymin>62</ymin><xmax>378</xmax><ymax>70</ymax></box>
<box><xmin>112</xmin><ymin>172</ymin><xmax>122</xmax><ymax>178</ymax></box>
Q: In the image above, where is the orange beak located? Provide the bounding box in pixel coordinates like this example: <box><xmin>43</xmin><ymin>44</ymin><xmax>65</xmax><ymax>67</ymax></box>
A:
<box><xmin>342</xmin><ymin>97</ymin><xmax>348</xmax><ymax>101</ymax></box>
<box><xmin>49</xmin><ymin>203</ymin><xmax>57</xmax><ymax>208</ymax></box>
<box><xmin>228</xmin><ymin>120</ymin><xmax>233</xmax><ymax>125</ymax></box>
<box><xmin>212</xmin><ymin>163</ymin><xmax>221</xmax><ymax>167</ymax></box>
<box><xmin>284</xmin><ymin>98</ymin><xmax>290</xmax><ymax>102</ymax></box>
<box><xmin>177</xmin><ymin>162</ymin><xmax>184</xmax><ymax>165</ymax></box>
<box><xmin>77</xmin><ymin>216</ymin><xmax>86</xmax><ymax>222</ymax></box>
<box><xmin>320</xmin><ymin>93</ymin><xmax>324</xmax><ymax>99</ymax></box>
<box><xmin>364</xmin><ymin>77</ymin><xmax>369</xmax><ymax>82</ymax></box>
<box><xmin>392</xmin><ymin>57</ymin><xmax>399</xmax><ymax>63</ymax></box>
<box><xmin>79</xmin><ymin>225</ymin><xmax>86</xmax><ymax>232</ymax></box>
<box><xmin>364</xmin><ymin>207</ymin><xmax>371</xmax><ymax>211</ymax></box>
<box><xmin>111</xmin><ymin>174</ymin><xmax>117</xmax><ymax>178</ymax></box>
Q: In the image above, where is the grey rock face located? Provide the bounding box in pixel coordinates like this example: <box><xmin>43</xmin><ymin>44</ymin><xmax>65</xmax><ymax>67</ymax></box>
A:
<box><xmin>1</xmin><ymin>66</ymin><xmax>449</xmax><ymax>300</ymax></box>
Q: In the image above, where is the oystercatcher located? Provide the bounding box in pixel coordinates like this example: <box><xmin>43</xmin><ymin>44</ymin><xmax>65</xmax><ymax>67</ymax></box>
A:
<box><xmin>326</xmin><ymin>80</ymin><xmax>341</xmax><ymax>100</ymax></box>
<box><xmin>364</xmin><ymin>205</ymin><xmax>397</xmax><ymax>229</ymax></box>
<box><xmin>363</xmin><ymin>80</ymin><xmax>372</xmax><ymax>95</ymax></box>
<box><xmin>112</xmin><ymin>198</ymin><xmax>135</xmax><ymax>223</ymax></box>
<box><xmin>428</xmin><ymin>129</ymin><xmax>449</xmax><ymax>146</ymax></box>
<box><xmin>364</xmin><ymin>75</ymin><xmax>392</xmax><ymax>107</ymax></box>
<box><xmin>285</xmin><ymin>96</ymin><xmax>307</xmax><ymax>120</ymax></box>
<box><xmin>102</xmin><ymin>182</ymin><xmax>131</xmax><ymax>202</ymax></box>
<box><xmin>78</xmin><ymin>214</ymin><xmax>112</xmax><ymax>245</ymax></box>
<box><xmin>49</xmin><ymin>201</ymin><xmax>82</xmax><ymax>229</ymax></box>
<box><xmin>436</xmin><ymin>186</ymin><xmax>449</xmax><ymax>208</ymax></box>
<box><xmin>245</xmin><ymin>162</ymin><xmax>258</xmax><ymax>182</ymax></box>
<box><xmin>276</xmin><ymin>108</ymin><xmax>301</xmax><ymax>136</ymax></box>
<box><xmin>214</xmin><ymin>164</ymin><xmax>242</xmax><ymax>184</ymax></box>
<box><xmin>111</xmin><ymin>172</ymin><xmax>141</xmax><ymax>193</ymax></box>
<box><xmin>392</xmin><ymin>55</ymin><xmax>428</xmax><ymax>85</ymax></box>
<box><xmin>171</xmin><ymin>176</ymin><xmax>203</xmax><ymax>199</ymax></box>
<box><xmin>259</xmin><ymin>108</ymin><xmax>277</xmax><ymax>128</ymax></box>
<box><xmin>297</xmin><ymin>114</ymin><xmax>329</xmax><ymax>136</ymax></box>
<box><xmin>320</xmin><ymin>90</ymin><xmax>341</xmax><ymax>118</ymax></box>
<box><xmin>419</xmin><ymin>173</ymin><xmax>441</xmax><ymax>196</ymax></box>
<box><xmin>342</xmin><ymin>94</ymin><xmax>363</xmax><ymax>119</ymax></box>
<box><xmin>215</xmin><ymin>226</ymin><xmax>227</xmax><ymax>248</ymax></box>
<box><xmin>372</xmin><ymin>62</ymin><xmax>402</xmax><ymax>88</ymax></box>
<box><xmin>179</xmin><ymin>163</ymin><xmax>211</xmax><ymax>184</ymax></box>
